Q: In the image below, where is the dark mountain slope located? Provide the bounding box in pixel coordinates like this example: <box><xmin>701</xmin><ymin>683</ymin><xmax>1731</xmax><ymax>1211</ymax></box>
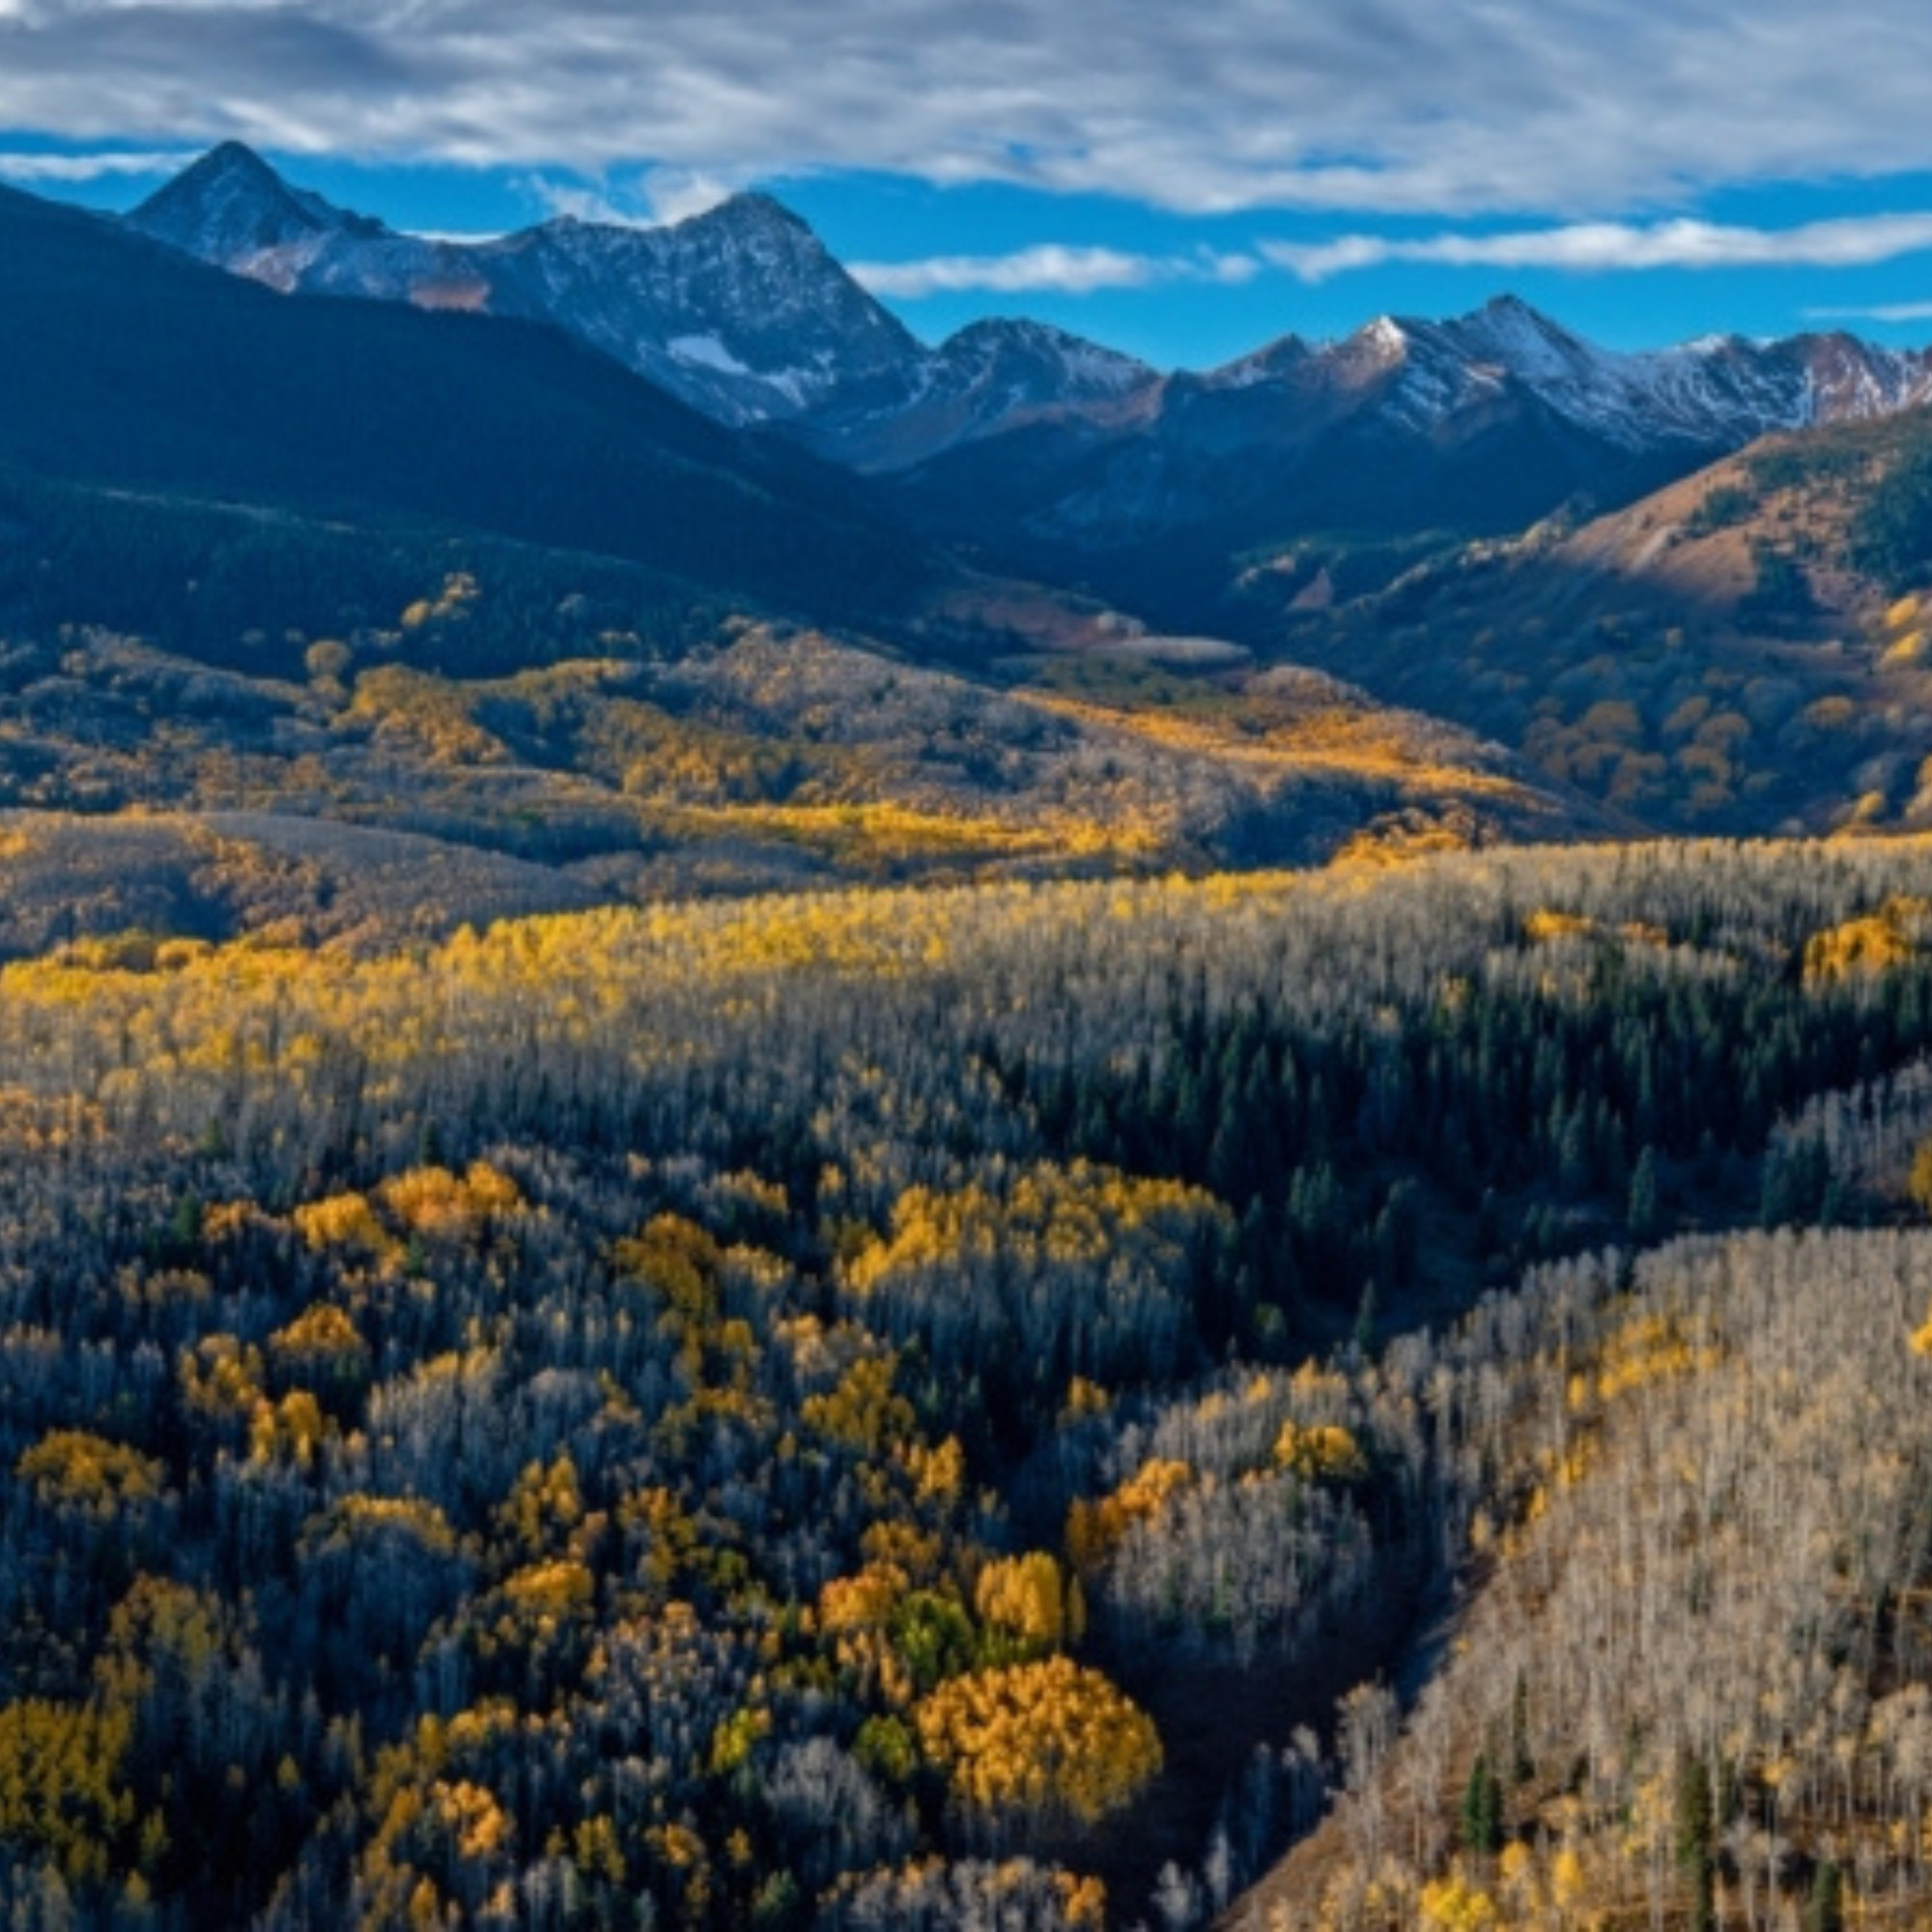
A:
<box><xmin>0</xmin><ymin>183</ymin><xmax>928</xmax><ymax>624</ymax></box>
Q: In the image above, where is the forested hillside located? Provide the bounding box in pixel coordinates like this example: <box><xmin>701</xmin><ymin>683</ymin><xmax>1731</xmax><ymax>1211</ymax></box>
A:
<box><xmin>1233</xmin><ymin>1227</ymin><xmax>1932</xmax><ymax>1929</ymax></box>
<box><xmin>1</xmin><ymin>838</ymin><xmax>1931</xmax><ymax>1924</ymax></box>
<box><xmin>1242</xmin><ymin>408</ymin><xmax>1932</xmax><ymax>842</ymax></box>
<box><xmin>0</xmin><ymin>469</ymin><xmax>1587</xmax><ymax>911</ymax></box>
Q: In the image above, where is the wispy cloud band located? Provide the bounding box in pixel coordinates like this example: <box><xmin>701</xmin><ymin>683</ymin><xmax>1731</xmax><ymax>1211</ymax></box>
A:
<box><xmin>1806</xmin><ymin>299</ymin><xmax>1932</xmax><ymax>325</ymax></box>
<box><xmin>853</xmin><ymin>245</ymin><xmax>1160</xmax><ymax>298</ymax></box>
<box><xmin>852</xmin><ymin>245</ymin><xmax>1258</xmax><ymax>299</ymax></box>
<box><xmin>0</xmin><ymin>148</ymin><xmax>192</xmax><ymax>184</ymax></box>
<box><xmin>1264</xmin><ymin>213</ymin><xmax>1932</xmax><ymax>283</ymax></box>
<box><xmin>853</xmin><ymin>213</ymin><xmax>1932</xmax><ymax>303</ymax></box>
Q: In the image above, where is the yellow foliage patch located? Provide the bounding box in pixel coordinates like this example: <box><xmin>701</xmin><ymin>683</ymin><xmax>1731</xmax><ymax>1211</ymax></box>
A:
<box><xmin>0</xmin><ymin>1698</ymin><xmax>137</xmax><ymax>1882</ymax></box>
<box><xmin>1066</xmin><ymin>1458</ymin><xmax>1193</xmax><ymax>1574</ymax></box>
<box><xmin>249</xmin><ymin>1389</ymin><xmax>331</xmax><ymax>1468</ymax></box>
<box><xmin>501</xmin><ymin>1559</ymin><xmax>594</xmax><ymax>1620</ymax></box>
<box><xmin>17</xmin><ymin>1430</ymin><xmax>164</xmax><ymax>1514</ymax></box>
<box><xmin>642</xmin><ymin>786</ymin><xmax>1162</xmax><ymax>880</ymax></box>
<box><xmin>1273</xmin><ymin>1420</ymin><xmax>1369</xmax><ymax>1483</ymax></box>
<box><xmin>974</xmin><ymin>1552</ymin><xmax>1085</xmax><ymax>1657</ymax></box>
<box><xmin>1802</xmin><ymin>906</ymin><xmax>1921</xmax><ymax>983</ymax></box>
<box><xmin>847</xmin><ymin>1161</ymin><xmax>1226</xmax><ymax>1294</ymax></box>
<box><xmin>1523</xmin><ymin>908</ymin><xmax>1596</xmax><ymax>944</ymax></box>
<box><xmin>293</xmin><ymin>1191</ymin><xmax>393</xmax><ymax>1259</ymax></box>
<box><xmin>270</xmin><ymin>1301</ymin><xmax>368</xmax><ymax>1366</ymax></box>
<box><xmin>314</xmin><ymin>1494</ymin><xmax>459</xmax><ymax>1557</ymax></box>
<box><xmin>429</xmin><ymin>1777</ymin><xmax>512</xmax><ymax>1861</ymax></box>
<box><xmin>380</xmin><ymin>1161</ymin><xmax>525</xmax><ymax>1239</ymax></box>
<box><xmin>801</xmin><ymin>1353</ymin><xmax>915</xmax><ymax>1455</ymax></box>
<box><xmin>913</xmin><ymin>1656</ymin><xmax>1161</xmax><ymax>1825</ymax></box>
<box><xmin>1586</xmin><ymin>1311</ymin><xmax>1722</xmax><ymax>1406</ymax></box>
<box><xmin>1419</xmin><ymin>1865</ymin><xmax>1501</xmax><ymax>1929</ymax></box>
<box><xmin>179</xmin><ymin>1333</ymin><xmax>264</xmax><ymax>1422</ymax></box>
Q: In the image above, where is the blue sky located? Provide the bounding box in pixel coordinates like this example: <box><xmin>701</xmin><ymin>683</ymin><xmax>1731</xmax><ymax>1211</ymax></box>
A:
<box><xmin>5</xmin><ymin>0</ymin><xmax>1932</xmax><ymax>371</ymax></box>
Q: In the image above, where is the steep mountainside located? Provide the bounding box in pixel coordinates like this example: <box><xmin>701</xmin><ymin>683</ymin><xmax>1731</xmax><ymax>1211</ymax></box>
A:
<box><xmin>0</xmin><ymin>179</ymin><xmax>928</xmax><ymax>625</ymax></box>
<box><xmin>1233</xmin><ymin>1226</ymin><xmax>1932</xmax><ymax>1930</ymax></box>
<box><xmin>0</xmin><ymin>527</ymin><xmax>1597</xmax><ymax>906</ymax></box>
<box><xmin>130</xmin><ymin>145</ymin><xmax>922</xmax><ymax>425</ymax></box>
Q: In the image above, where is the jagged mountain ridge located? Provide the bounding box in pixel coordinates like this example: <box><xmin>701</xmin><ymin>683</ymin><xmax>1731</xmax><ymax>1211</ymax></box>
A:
<box><xmin>120</xmin><ymin>146</ymin><xmax>1932</xmax><ymax>639</ymax></box>
<box><xmin>794</xmin><ymin>314</ymin><xmax>1157</xmax><ymax>471</ymax></box>
<box><xmin>127</xmin><ymin>144</ymin><xmax>1152</xmax><ymax>448</ymax></box>
<box><xmin>895</xmin><ymin>297</ymin><xmax>1932</xmax><ymax>573</ymax></box>
<box><xmin>1241</xmin><ymin>294</ymin><xmax>1932</xmax><ymax>453</ymax></box>
<box><xmin>129</xmin><ymin>147</ymin><xmax>1932</xmax><ymax>487</ymax></box>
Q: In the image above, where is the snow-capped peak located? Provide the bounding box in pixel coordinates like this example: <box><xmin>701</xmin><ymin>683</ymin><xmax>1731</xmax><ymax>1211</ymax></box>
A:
<box><xmin>1366</xmin><ymin>315</ymin><xmax>1408</xmax><ymax>353</ymax></box>
<box><xmin>125</xmin><ymin>146</ymin><xmax>923</xmax><ymax>424</ymax></box>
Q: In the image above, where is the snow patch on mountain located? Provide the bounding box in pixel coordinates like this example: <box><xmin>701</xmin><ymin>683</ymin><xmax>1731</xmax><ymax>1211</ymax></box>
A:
<box><xmin>667</xmin><ymin>335</ymin><xmax>753</xmax><ymax>377</ymax></box>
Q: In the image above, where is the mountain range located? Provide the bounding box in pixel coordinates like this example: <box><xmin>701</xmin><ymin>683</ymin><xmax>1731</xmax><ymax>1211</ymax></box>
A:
<box><xmin>0</xmin><ymin>167</ymin><xmax>1606</xmax><ymax>905</ymax></box>
<box><xmin>7</xmin><ymin>146</ymin><xmax>1932</xmax><ymax>862</ymax></box>
<box><xmin>128</xmin><ymin>144</ymin><xmax>1932</xmax><ymax>573</ymax></box>
<box><xmin>127</xmin><ymin>143</ymin><xmax>1153</xmax><ymax>463</ymax></box>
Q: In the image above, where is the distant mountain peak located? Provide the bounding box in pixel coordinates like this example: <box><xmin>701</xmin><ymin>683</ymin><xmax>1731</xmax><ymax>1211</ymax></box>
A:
<box><xmin>137</xmin><ymin>140</ymin><xmax>317</xmax><ymax>215</ymax></box>
<box><xmin>936</xmin><ymin>313</ymin><xmax>1150</xmax><ymax>372</ymax></box>
<box><xmin>945</xmin><ymin>314</ymin><xmax>1141</xmax><ymax>357</ymax></box>
<box><xmin>533</xmin><ymin>191</ymin><xmax>809</xmax><ymax>246</ymax></box>
<box><xmin>128</xmin><ymin>141</ymin><xmax>380</xmax><ymax>273</ymax></box>
<box><xmin>173</xmin><ymin>140</ymin><xmax>283</xmax><ymax>187</ymax></box>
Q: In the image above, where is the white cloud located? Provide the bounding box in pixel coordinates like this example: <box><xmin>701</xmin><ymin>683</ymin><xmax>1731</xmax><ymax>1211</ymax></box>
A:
<box><xmin>1264</xmin><ymin>213</ymin><xmax>1932</xmax><ymax>283</ymax></box>
<box><xmin>854</xmin><ymin>244</ymin><xmax>1260</xmax><ymax>299</ymax></box>
<box><xmin>0</xmin><ymin>147</ymin><xmax>192</xmax><ymax>183</ymax></box>
<box><xmin>636</xmin><ymin>166</ymin><xmax>746</xmax><ymax>227</ymax></box>
<box><xmin>1806</xmin><ymin>300</ymin><xmax>1932</xmax><ymax>324</ymax></box>
<box><xmin>523</xmin><ymin>164</ymin><xmax>756</xmax><ymax>230</ymax></box>
<box><xmin>853</xmin><ymin>245</ymin><xmax>1160</xmax><ymax>298</ymax></box>
<box><xmin>4</xmin><ymin>1</ymin><xmax>1932</xmax><ymax>220</ymax></box>
<box><xmin>521</xmin><ymin>177</ymin><xmax>655</xmax><ymax>230</ymax></box>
